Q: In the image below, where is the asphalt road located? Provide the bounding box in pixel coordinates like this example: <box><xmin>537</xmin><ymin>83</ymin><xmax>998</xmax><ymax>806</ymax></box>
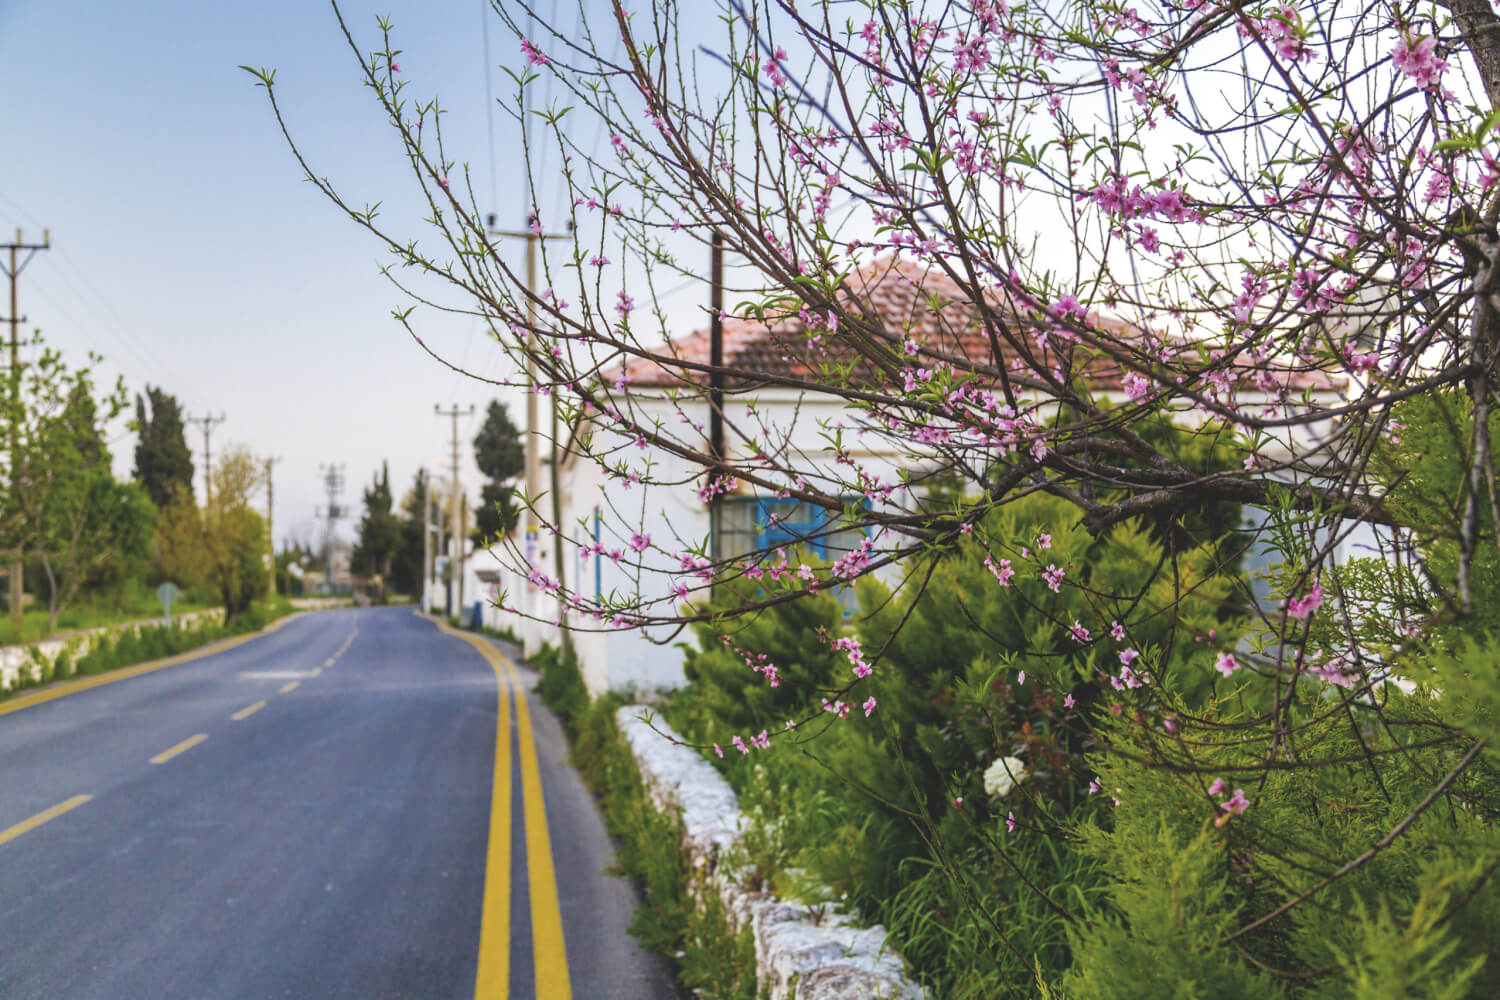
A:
<box><xmin>0</xmin><ymin>606</ymin><xmax>680</xmax><ymax>1000</ymax></box>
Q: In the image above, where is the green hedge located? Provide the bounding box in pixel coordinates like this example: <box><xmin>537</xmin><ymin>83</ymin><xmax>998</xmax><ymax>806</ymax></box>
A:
<box><xmin>5</xmin><ymin>600</ymin><xmax>293</xmax><ymax>698</ymax></box>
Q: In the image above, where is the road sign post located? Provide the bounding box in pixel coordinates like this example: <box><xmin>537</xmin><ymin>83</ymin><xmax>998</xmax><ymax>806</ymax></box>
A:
<box><xmin>156</xmin><ymin>581</ymin><xmax>180</xmax><ymax>627</ymax></box>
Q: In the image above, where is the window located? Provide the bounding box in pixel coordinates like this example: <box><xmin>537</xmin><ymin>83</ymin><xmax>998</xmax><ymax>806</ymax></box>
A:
<box><xmin>718</xmin><ymin>497</ymin><xmax>868</xmax><ymax>561</ymax></box>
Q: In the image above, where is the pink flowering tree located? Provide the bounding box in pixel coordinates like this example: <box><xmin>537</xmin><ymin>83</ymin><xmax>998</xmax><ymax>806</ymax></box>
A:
<box><xmin>249</xmin><ymin>0</ymin><xmax>1500</xmax><ymax>988</ymax></box>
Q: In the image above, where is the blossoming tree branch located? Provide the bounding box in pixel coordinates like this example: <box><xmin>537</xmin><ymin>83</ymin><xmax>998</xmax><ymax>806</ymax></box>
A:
<box><xmin>247</xmin><ymin>0</ymin><xmax>1500</xmax><ymax>985</ymax></box>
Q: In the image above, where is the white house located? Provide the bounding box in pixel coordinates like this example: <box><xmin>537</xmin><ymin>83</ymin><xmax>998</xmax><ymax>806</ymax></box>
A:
<box><xmin>500</xmin><ymin>256</ymin><xmax>1348</xmax><ymax>695</ymax></box>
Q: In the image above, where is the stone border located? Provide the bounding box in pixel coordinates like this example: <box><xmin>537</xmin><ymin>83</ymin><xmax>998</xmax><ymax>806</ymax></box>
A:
<box><xmin>616</xmin><ymin>707</ymin><xmax>926</xmax><ymax>1000</ymax></box>
<box><xmin>0</xmin><ymin>609</ymin><xmax>222</xmax><ymax>693</ymax></box>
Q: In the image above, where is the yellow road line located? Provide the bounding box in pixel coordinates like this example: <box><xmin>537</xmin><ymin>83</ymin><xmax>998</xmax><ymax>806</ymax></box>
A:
<box><xmin>0</xmin><ymin>613</ymin><xmax>299</xmax><ymax>719</ymax></box>
<box><xmin>512</xmin><ymin>665</ymin><xmax>571</xmax><ymax>999</ymax></box>
<box><xmin>473</xmin><ymin>640</ymin><xmax>513</xmax><ymax>1000</ymax></box>
<box><xmin>231</xmin><ymin>700</ymin><xmax>266</xmax><ymax>721</ymax></box>
<box><xmin>151</xmin><ymin>733</ymin><xmax>208</xmax><ymax>764</ymax></box>
<box><xmin>279</xmin><ymin>680</ymin><xmax>300</xmax><ymax>694</ymax></box>
<box><xmin>432</xmin><ymin>616</ymin><xmax>570</xmax><ymax>1000</ymax></box>
<box><xmin>0</xmin><ymin>794</ymin><xmax>91</xmax><ymax>847</ymax></box>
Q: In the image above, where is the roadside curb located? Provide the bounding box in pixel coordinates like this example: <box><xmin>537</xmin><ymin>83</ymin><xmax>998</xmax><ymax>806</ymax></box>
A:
<box><xmin>615</xmin><ymin>707</ymin><xmax>926</xmax><ymax>1000</ymax></box>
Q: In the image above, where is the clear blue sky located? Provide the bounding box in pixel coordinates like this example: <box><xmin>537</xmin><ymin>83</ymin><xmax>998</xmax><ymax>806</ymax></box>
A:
<box><xmin>0</xmin><ymin>0</ymin><xmax>615</xmax><ymax>547</ymax></box>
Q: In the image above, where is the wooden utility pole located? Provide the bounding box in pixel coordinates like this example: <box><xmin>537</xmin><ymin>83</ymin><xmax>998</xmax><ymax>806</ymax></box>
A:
<box><xmin>264</xmin><ymin>456</ymin><xmax>281</xmax><ymax>598</ymax></box>
<box><xmin>187</xmin><ymin>412</ymin><xmax>226</xmax><ymax>504</ymax></box>
<box><xmin>435</xmin><ymin>404</ymin><xmax>473</xmax><ymax>617</ymax></box>
<box><xmin>2</xmin><ymin>227</ymin><xmax>51</xmax><ymax>632</ymax></box>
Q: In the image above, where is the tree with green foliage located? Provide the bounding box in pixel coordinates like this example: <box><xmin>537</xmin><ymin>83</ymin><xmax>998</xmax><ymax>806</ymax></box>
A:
<box><xmin>132</xmin><ymin>385</ymin><xmax>194</xmax><ymax>510</ymax></box>
<box><xmin>33</xmin><ymin>378</ymin><xmax>156</xmax><ymax>631</ymax></box>
<box><xmin>0</xmin><ymin>340</ymin><xmax>147</xmax><ymax>633</ymax></box>
<box><xmin>352</xmin><ymin>460</ymin><xmax>401</xmax><ymax>583</ymax></box>
<box><xmin>274</xmin><ymin>538</ymin><xmax>317</xmax><ymax>598</ymax></box>
<box><xmin>472</xmin><ymin>400</ymin><xmax>523</xmax><ymax>546</ymax></box>
<box><xmin>157</xmin><ymin>445</ymin><xmax>268</xmax><ymax>623</ymax></box>
<box><xmin>390</xmin><ymin>468</ymin><xmax>431</xmax><ymax>596</ymax></box>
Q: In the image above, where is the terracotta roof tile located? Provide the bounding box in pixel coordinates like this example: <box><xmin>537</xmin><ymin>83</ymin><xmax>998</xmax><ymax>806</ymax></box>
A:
<box><xmin>611</xmin><ymin>256</ymin><xmax>1343</xmax><ymax>395</ymax></box>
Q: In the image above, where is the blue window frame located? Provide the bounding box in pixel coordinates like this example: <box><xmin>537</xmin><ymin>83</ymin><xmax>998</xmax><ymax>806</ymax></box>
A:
<box><xmin>720</xmin><ymin>497</ymin><xmax>868</xmax><ymax>561</ymax></box>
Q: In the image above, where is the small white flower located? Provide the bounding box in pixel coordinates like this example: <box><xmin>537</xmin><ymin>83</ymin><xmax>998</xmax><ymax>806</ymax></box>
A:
<box><xmin>983</xmin><ymin>756</ymin><xmax>1028</xmax><ymax>799</ymax></box>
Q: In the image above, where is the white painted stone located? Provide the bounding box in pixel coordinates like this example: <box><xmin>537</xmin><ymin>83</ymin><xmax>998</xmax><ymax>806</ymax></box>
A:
<box><xmin>0</xmin><ymin>609</ymin><xmax>220</xmax><ymax>692</ymax></box>
<box><xmin>616</xmin><ymin>707</ymin><xmax>926</xmax><ymax>1000</ymax></box>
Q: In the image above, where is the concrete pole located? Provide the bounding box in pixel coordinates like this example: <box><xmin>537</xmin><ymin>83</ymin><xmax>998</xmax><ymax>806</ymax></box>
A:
<box><xmin>422</xmin><ymin>471</ymin><xmax>432</xmax><ymax>613</ymax></box>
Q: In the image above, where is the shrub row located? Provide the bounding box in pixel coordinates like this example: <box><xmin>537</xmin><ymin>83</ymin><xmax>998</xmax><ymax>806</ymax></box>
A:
<box><xmin>8</xmin><ymin>601</ymin><xmax>291</xmax><ymax>698</ymax></box>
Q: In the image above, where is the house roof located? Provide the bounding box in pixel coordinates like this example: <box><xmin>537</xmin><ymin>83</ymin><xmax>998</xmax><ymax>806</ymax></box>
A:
<box><xmin>609</xmin><ymin>255</ymin><xmax>1343</xmax><ymax>395</ymax></box>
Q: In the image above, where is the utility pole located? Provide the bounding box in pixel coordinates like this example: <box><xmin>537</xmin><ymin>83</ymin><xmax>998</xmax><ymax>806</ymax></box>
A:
<box><xmin>422</xmin><ymin>468</ymin><xmax>433</xmax><ymax>613</ymax></box>
<box><xmin>264</xmin><ymin>457</ymin><xmax>281</xmax><ymax>599</ymax></box>
<box><xmin>186</xmin><ymin>412</ymin><xmax>226</xmax><ymax>505</ymax></box>
<box><xmin>315</xmin><ymin>463</ymin><xmax>347</xmax><ymax>594</ymax></box>
<box><xmin>2</xmin><ymin>227</ymin><xmax>51</xmax><ymax>632</ymax></box>
<box><xmin>486</xmin><ymin>214</ymin><xmax>570</xmax><ymax>644</ymax></box>
<box><xmin>435</xmin><ymin>404</ymin><xmax>474</xmax><ymax>618</ymax></box>
<box><xmin>460</xmin><ymin>492</ymin><xmax>470</xmax><ymax>620</ymax></box>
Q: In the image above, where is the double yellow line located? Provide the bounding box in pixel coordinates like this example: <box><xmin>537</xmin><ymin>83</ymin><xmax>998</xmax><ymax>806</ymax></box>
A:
<box><xmin>431</xmin><ymin>617</ymin><xmax>571</xmax><ymax>1000</ymax></box>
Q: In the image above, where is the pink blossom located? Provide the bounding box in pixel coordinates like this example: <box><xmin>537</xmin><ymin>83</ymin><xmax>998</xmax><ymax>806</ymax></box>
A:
<box><xmin>1110</xmin><ymin>620</ymin><xmax>1126</xmax><ymax>641</ymax></box>
<box><xmin>863</xmin><ymin>696</ymin><xmax>878</xmax><ymax>717</ymax></box>
<box><xmin>1215</xmin><ymin>788</ymin><xmax>1251</xmax><ymax>826</ymax></box>
<box><xmin>1119</xmin><ymin>648</ymin><xmax>1138</xmax><ymax>665</ymax></box>
<box><xmin>1050</xmin><ymin>294</ymin><xmax>1087</xmax><ymax>321</ymax></box>
<box><xmin>1070</xmin><ymin>620</ymin><xmax>1091</xmax><ymax>643</ymax></box>
<box><xmin>1122</xmin><ymin>372</ymin><xmax>1150</xmax><ymax>401</ymax></box>
<box><xmin>1215</xmin><ymin>652</ymin><xmax>1240</xmax><ymax>677</ymax></box>
<box><xmin>1017</xmin><ymin>670</ymin><xmax>1027</xmax><ymax>685</ymax></box>
<box><xmin>1063</xmin><ymin>692</ymin><xmax>1076</xmax><ymax>710</ymax></box>
<box><xmin>521</xmin><ymin>38</ymin><xmax>550</xmax><ymax>67</ymax></box>
<box><xmin>1391</xmin><ymin>33</ymin><xmax>1446</xmax><ymax>87</ymax></box>
<box><xmin>1286</xmin><ymin>585</ymin><xmax>1324</xmax><ymax>620</ymax></box>
<box><xmin>983</xmin><ymin>555</ymin><xmax>1014</xmax><ymax>587</ymax></box>
<box><xmin>1208</xmin><ymin>776</ymin><xmax>1225</xmax><ymax>795</ymax></box>
<box><xmin>1042</xmin><ymin>564</ymin><xmax>1065</xmax><ymax>592</ymax></box>
<box><xmin>1006</xmin><ymin>811</ymin><xmax>1017</xmax><ymax>833</ymax></box>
